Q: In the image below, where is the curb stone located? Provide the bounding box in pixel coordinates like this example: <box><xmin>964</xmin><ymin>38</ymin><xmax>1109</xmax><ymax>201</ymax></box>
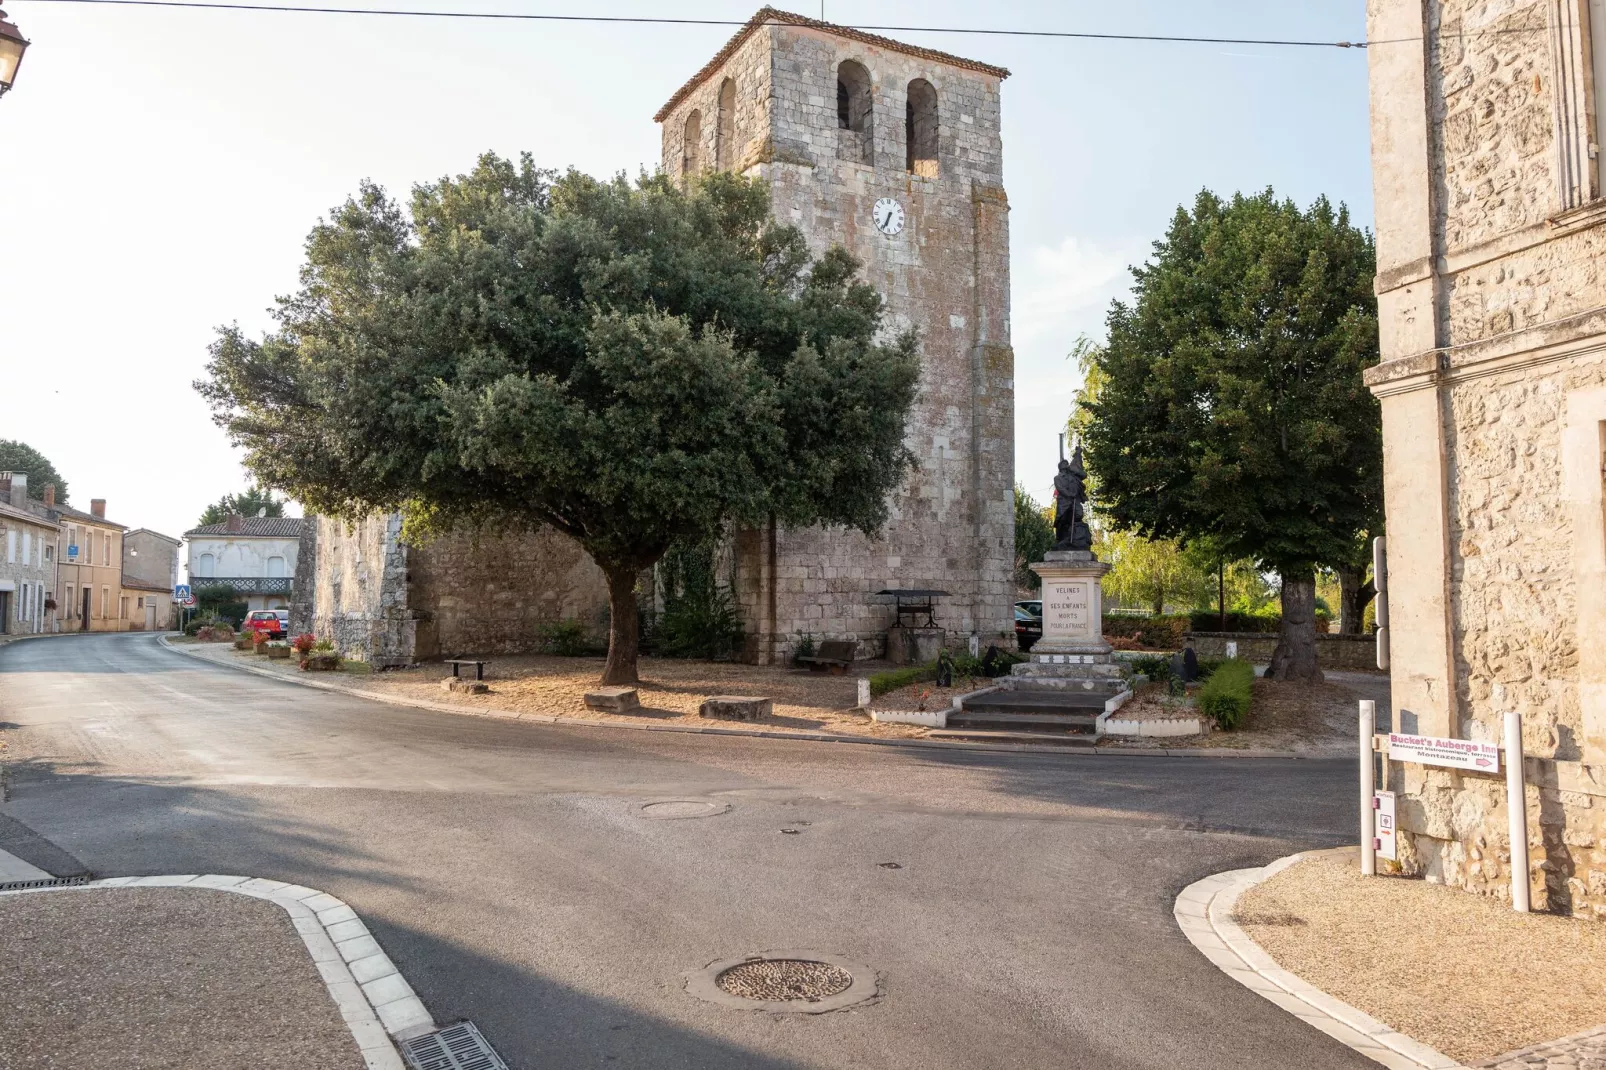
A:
<box><xmin>1175</xmin><ymin>850</ymin><xmax>1465</xmax><ymax>1070</ymax></box>
<box><xmin>156</xmin><ymin>633</ymin><xmax>1321</xmax><ymax>761</ymax></box>
<box><xmin>0</xmin><ymin>861</ymin><xmax>432</xmax><ymax>1070</ymax></box>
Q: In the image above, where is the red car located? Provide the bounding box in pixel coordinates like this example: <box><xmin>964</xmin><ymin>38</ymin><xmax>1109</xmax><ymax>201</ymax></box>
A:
<box><xmin>243</xmin><ymin>609</ymin><xmax>286</xmax><ymax>639</ymax></box>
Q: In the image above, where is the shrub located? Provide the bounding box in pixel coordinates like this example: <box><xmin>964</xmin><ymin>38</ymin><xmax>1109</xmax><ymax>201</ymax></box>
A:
<box><xmin>535</xmin><ymin>618</ymin><xmax>594</xmax><ymax>657</ymax></box>
<box><xmin>291</xmin><ymin>632</ymin><xmax>317</xmax><ymax>655</ymax></box>
<box><xmin>1197</xmin><ymin>658</ymin><xmax>1254</xmax><ymax>730</ymax></box>
<box><xmin>869</xmin><ymin>664</ymin><xmax>935</xmax><ymax>698</ymax></box>
<box><xmin>1187</xmin><ymin>610</ymin><xmax>1280</xmax><ymax>633</ymax></box>
<box><xmin>655</xmin><ymin>542</ymin><xmax>744</xmax><ymax>660</ymax></box>
<box><xmin>1102</xmin><ymin>614</ymin><xmax>1189</xmax><ymax>649</ymax></box>
<box><xmin>1130</xmin><ymin>653</ymin><xmax>1171</xmax><ymax>680</ymax></box>
<box><xmin>793</xmin><ymin>633</ymin><xmax>818</xmax><ymax>661</ymax></box>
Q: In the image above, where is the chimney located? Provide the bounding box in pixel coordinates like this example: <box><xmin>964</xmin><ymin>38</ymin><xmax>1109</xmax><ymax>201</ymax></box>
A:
<box><xmin>91</xmin><ymin>499</ymin><xmax>106</xmax><ymax>519</ymax></box>
<box><xmin>0</xmin><ymin>471</ymin><xmax>10</xmax><ymax>504</ymax></box>
<box><xmin>7</xmin><ymin>473</ymin><xmax>26</xmax><ymax>504</ymax></box>
<box><xmin>226</xmin><ymin>514</ymin><xmax>245</xmax><ymax>533</ymax></box>
<box><xmin>42</xmin><ymin>484</ymin><xmax>54</xmax><ymax>507</ymax></box>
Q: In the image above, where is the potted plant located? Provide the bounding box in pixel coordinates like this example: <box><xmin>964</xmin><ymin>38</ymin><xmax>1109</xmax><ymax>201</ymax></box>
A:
<box><xmin>265</xmin><ymin>641</ymin><xmax>292</xmax><ymax>660</ymax></box>
<box><xmin>299</xmin><ymin>639</ymin><xmax>339</xmax><ymax>672</ymax></box>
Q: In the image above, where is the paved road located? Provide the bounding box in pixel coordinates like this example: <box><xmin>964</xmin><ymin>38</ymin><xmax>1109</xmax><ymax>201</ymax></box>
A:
<box><xmin>0</xmin><ymin>633</ymin><xmax>1372</xmax><ymax>1069</ymax></box>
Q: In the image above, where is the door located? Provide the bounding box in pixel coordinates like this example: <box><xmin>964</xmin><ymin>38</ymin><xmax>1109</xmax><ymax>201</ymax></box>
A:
<box><xmin>145</xmin><ymin>601</ymin><xmax>156</xmax><ymax>630</ymax></box>
<box><xmin>0</xmin><ymin>591</ymin><xmax>9</xmax><ymax>635</ymax></box>
<box><xmin>81</xmin><ymin>587</ymin><xmax>91</xmax><ymax>632</ymax></box>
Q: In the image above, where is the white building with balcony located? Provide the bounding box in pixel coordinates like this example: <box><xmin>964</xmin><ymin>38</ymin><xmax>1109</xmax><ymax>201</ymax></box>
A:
<box><xmin>183</xmin><ymin>515</ymin><xmax>303</xmax><ymax>613</ymax></box>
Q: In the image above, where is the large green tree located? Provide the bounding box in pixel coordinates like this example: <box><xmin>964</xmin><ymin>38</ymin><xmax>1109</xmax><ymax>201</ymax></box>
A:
<box><xmin>0</xmin><ymin>440</ymin><xmax>69</xmax><ymax>503</ymax></box>
<box><xmin>199</xmin><ymin>155</ymin><xmax>920</xmax><ymax>684</ymax></box>
<box><xmin>1013</xmin><ymin>484</ymin><xmax>1054</xmax><ymax>591</ymax></box>
<box><xmin>197</xmin><ymin>486</ymin><xmax>285</xmax><ymax>527</ymax></box>
<box><xmin>1081</xmin><ymin>189</ymin><xmax>1381</xmax><ymax>680</ymax></box>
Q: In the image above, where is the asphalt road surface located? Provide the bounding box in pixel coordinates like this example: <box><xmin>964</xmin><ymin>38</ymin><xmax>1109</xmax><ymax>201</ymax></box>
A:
<box><xmin>0</xmin><ymin>633</ymin><xmax>1373</xmax><ymax>1069</ymax></box>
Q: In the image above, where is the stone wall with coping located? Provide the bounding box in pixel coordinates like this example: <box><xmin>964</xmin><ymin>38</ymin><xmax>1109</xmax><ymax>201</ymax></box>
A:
<box><xmin>1367</xmin><ymin>0</ymin><xmax>1606</xmax><ymax>917</ymax></box>
<box><xmin>1185</xmin><ymin>632</ymin><xmax>1379</xmax><ymax>672</ymax></box>
<box><xmin>659</xmin><ymin>21</ymin><xmax>1016</xmax><ymax>664</ymax></box>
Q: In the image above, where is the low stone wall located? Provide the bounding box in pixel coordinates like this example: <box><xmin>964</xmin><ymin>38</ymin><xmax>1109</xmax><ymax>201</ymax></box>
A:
<box><xmin>1185</xmin><ymin>631</ymin><xmax>1379</xmax><ymax>671</ymax></box>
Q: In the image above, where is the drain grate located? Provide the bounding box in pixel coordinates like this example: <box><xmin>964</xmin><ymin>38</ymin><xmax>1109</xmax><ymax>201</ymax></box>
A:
<box><xmin>0</xmin><ymin>874</ymin><xmax>91</xmax><ymax>893</ymax></box>
<box><xmin>716</xmin><ymin>959</ymin><xmax>854</xmax><ymax>1002</ymax></box>
<box><xmin>400</xmin><ymin>1021</ymin><xmax>509</xmax><ymax>1070</ymax></box>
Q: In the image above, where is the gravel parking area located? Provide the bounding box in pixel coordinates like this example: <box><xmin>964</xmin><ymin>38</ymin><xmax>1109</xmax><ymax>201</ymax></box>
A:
<box><xmin>1235</xmin><ymin>851</ymin><xmax>1606</xmax><ymax>1064</ymax></box>
<box><xmin>0</xmin><ymin>887</ymin><xmax>363</xmax><ymax>1070</ymax></box>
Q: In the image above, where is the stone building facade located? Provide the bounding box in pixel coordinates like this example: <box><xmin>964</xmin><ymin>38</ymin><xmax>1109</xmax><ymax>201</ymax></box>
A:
<box><xmin>1366</xmin><ymin>0</ymin><xmax>1606</xmax><ymax>916</ymax></box>
<box><xmin>654</xmin><ymin>8</ymin><xmax>1017</xmax><ymax>663</ymax></box>
<box><xmin>0</xmin><ymin>473</ymin><xmax>61</xmax><ymax>636</ymax></box>
<box><xmin>304</xmin><ymin>514</ymin><xmax>609</xmax><ymax>666</ymax></box>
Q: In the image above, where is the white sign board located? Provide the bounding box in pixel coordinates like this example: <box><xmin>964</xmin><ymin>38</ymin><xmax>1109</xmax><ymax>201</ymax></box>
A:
<box><xmin>1387</xmin><ymin>732</ymin><xmax>1501</xmax><ymax>773</ymax></box>
<box><xmin>1042</xmin><ymin>579</ymin><xmax>1093</xmax><ymax>642</ymax></box>
<box><xmin>1373</xmin><ymin>790</ymin><xmax>1396</xmax><ymax>861</ymax></box>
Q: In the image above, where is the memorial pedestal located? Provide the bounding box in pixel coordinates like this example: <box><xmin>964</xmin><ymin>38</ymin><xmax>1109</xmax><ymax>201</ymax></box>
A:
<box><xmin>1030</xmin><ymin>550</ymin><xmax>1113</xmax><ymax>655</ymax></box>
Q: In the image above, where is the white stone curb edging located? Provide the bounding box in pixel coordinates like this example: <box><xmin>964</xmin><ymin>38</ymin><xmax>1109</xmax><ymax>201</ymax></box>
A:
<box><xmin>156</xmin><ymin>634</ymin><xmax>1314</xmax><ymax>760</ymax></box>
<box><xmin>0</xmin><ymin>870</ymin><xmax>433</xmax><ymax>1070</ymax></box>
<box><xmin>1175</xmin><ymin>853</ymin><xmax>1464</xmax><ymax>1070</ymax></box>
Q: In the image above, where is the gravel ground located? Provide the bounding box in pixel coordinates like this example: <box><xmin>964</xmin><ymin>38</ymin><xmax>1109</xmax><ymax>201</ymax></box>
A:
<box><xmin>192</xmin><ymin>644</ymin><xmax>937</xmax><ymax>738</ymax></box>
<box><xmin>0</xmin><ymin>887</ymin><xmax>363</xmax><ymax>1070</ymax></box>
<box><xmin>1235</xmin><ymin>851</ymin><xmax>1606</xmax><ymax>1064</ymax></box>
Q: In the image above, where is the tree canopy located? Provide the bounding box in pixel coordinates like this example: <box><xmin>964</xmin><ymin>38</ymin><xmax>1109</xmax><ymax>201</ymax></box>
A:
<box><xmin>197</xmin><ymin>486</ymin><xmax>285</xmax><ymax>527</ymax></box>
<box><xmin>199</xmin><ymin>154</ymin><xmax>921</xmax><ymax>683</ymax></box>
<box><xmin>0</xmin><ymin>440</ymin><xmax>69</xmax><ymax>503</ymax></box>
<box><xmin>1013</xmin><ymin>484</ymin><xmax>1054</xmax><ymax>591</ymax></box>
<box><xmin>1081</xmin><ymin>189</ymin><xmax>1381</xmax><ymax>679</ymax></box>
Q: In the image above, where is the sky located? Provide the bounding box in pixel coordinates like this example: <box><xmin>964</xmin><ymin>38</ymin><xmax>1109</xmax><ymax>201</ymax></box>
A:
<box><xmin>0</xmin><ymin>0</ymin><xmax>1373</xmax><ymax>543</ymax></box>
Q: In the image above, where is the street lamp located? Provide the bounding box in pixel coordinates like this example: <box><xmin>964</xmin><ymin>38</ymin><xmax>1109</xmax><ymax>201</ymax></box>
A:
<box><xmin>0</xmin><ymin>9</ymin><xmax>29</xmax><ymax>98</ymax></box>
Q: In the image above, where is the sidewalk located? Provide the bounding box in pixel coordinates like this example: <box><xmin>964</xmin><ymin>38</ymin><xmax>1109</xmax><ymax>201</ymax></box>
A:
<box><xmin>0</xmin><ymin>847</ymin><xmax>437</xmax><ymax>1070</ymax></box>
<box><xmin>0</xmin><ymin>885</ymin><xmax>365</xmax><ymax>1069</ymax></box>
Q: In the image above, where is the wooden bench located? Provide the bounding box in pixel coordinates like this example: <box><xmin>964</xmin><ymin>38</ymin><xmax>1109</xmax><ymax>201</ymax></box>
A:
<box><xmin>796</xmin><ymin>640</ymin><xmax>857</xmax><ymax>674</ymax></box>
<box><xmin>445</xmin><ymin>658</ymin><xmax>489</xmax><ymax>681</ymax></box>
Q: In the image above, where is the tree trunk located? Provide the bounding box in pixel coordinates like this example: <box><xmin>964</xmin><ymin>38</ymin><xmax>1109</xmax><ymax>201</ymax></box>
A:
<box><xmin>1218</xmin><ymin>560</ymin><xmax>1226</xmax><ymax>631</ymax></box>
<box><xmin>1335</xmin><ymin>563</ymin><xmax>1376</xmax><ymax>635</ymax></box>
<box><xmin>601</xmin><ymin>563</ymin><xmax>641</xmax><ymax>685</ymax></box>
<box><xmin>1265</xmin><ymin>569</ymin><xmax>1323</xmax><ymax>682</ymax></box>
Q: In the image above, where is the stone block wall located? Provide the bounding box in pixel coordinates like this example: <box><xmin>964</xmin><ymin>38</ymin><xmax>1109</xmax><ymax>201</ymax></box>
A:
<box><xmin>1367</xmin><ymin>0</ymin><xmax>1606</xmax><ymax>917</ymax></box>
<box><xmin>309</xmin><ymin>512</ymin><xmax>610</xmax><ymax>666</ymax></box>
<box><xmin>1185</xmin><ymin>632</ymin><xmax>1380</xmax><ymax>671</ymax></box>
<box><xmin>659</xmin><ymin>15</ymin><xmax>1016</xmax><ymax>663</ymax></box>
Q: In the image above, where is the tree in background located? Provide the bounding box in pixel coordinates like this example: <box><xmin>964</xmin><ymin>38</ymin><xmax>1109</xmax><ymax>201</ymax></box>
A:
<box><xmin>197</xmin><ymin>486</ymin><xmax>285</xmax><ymax>527</ymax></box>
<box><xmin>1095</xmin><ymin>529</ymin><xmax>1211</xmax><ymax>616</ymax></box>
<box><xmin>0</xmin><ymin>440</ymin><xmax>69</xmax><ymax>503</ymax></box>
<box><xmin>1082</xmin><ymin>189</ymin><xmax>1381</xmax><ymax>681</ymax></box>
<box><xmin>199</xmin><ymin>156</ymin><xmax>920</xmax><ymax>685</ymax></box>
<box><xmin>1013</xmin><ymin>484</ymin><xmax>1055</xmax><ymax>591</ymax></box>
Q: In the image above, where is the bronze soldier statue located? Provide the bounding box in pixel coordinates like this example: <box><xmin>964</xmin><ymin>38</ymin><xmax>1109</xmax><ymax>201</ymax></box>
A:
<box><xmin>1052</xmin><ymin>445</ymin><xmax>1094</xmax><ymax>553</ymax></box>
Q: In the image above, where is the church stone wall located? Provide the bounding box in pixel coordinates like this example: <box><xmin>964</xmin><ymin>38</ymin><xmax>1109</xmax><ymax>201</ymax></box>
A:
<box><xmin>659</xmin><ymin>19</ymin><xmax>1016</xmax><ymax>663</ymax></box>
<box><xmin>1367</xmin><ymin>0</ymin><xmax>1606</xmax><ymax>917</ymax></box>
<box><xmin>309</xmin><ymin>513</ymin><xmax>610</xmax><ymax>665</ymax></box>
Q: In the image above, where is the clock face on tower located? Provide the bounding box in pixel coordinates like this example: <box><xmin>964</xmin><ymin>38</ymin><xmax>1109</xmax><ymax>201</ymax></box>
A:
<box><xmin>872</xmin><ymin>197</ymin><xmax>905</xmax><ymax>236</ymax></box>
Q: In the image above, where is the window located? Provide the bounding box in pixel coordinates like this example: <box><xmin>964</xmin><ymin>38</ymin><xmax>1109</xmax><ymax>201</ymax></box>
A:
<box><xmin>716</xmin><ymin>77</ymin><xmax>737</xmax><ymax>171</ymax></box>
<box><xmin>266</xmin><ymin>555</ymin><xmax>286</xmax><ymax>578</ymax></box>
<box><xmin>906</xmin><ymin>78</ymin><xmax>939</xmax><ymax>177</ymax></box>
<box><xmin>22</xmin><ymin>531</ymin><xmax>29</xmax><ymax>564</ymax></box>
<box><xmin>836</xmin><ymin>60</ymin><xmax>874</xmax><ymax>166</ymax></box>
<box><xmin>5</xmin><ymin>529</ymin><xmax>13</xmax><ymax>564</ymax></box>
<box><xmin>119</xmin><ymin>596</ymin><xmax>128</xmax><ymax>620</ymax></box>
<box><xmin>682</xmin><ymin>109</ymin><xmax>703</xmax><ymax>178</ymax></box>
<box><xmin>104</xmin><ymin>533</ymin><xmax>111</xmax><ymax>567</ymax></box>
<box><xmin>100</xmin><ymin>586</ymin><xmax>109</xmax><ymax>618</ymax></box>
<box><xmin>196</xmin><ymin>552</ymin><xmax>215</xmax><ymax>578</ymax></box>
<box><xmin>65</xmin><ymin>585</ymin><xmax>74</xmax><ymax>617</ymax></box>
<box><xmin>44</xmin><ymin>544</ymin><xmax>51</xmax><ymax>563</ymax></box>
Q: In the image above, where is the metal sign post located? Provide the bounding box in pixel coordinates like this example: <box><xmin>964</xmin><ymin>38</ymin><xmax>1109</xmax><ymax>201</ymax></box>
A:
<box><xmin>1505</xmin><ymin>711</ymin><xmax>1530</xmax><ymax>913</ymax></box>
<box><xmin>1360</xmin><ymin>700</ymin><xmax>1376</xmax><ymax>876</ymax></box>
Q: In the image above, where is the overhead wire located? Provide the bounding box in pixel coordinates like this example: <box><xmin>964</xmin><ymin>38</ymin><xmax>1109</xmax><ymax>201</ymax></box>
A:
<box><xmin>11</xmin><ymin>0</ymin><xmax>1541</xmax><ymax>51</ymax></box>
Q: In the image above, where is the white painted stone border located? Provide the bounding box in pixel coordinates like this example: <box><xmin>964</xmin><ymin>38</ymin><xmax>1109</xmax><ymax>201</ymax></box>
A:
<box><xmin>1175</xmin><ymin>853</ymin><xmax>1464</xmax><ymax>1070</ymax></box>
<box><xmin>0</xmin><ymin>870</ymin><xmax>433</xmax><ymax>1070</ymax></box>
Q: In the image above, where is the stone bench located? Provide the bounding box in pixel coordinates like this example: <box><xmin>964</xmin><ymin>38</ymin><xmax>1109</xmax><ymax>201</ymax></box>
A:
<box><xmin>796</xmin><ymin>640</ymin><xmax>856</xmax><ymax>674</ymax></box>
<box><xmin>699</xmin><ymin>696</ymin><xmax>771</xmax><ymax>721</ymax></box>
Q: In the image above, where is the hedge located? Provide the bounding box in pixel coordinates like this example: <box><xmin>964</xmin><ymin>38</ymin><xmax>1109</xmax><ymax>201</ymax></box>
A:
<box><xmin>1197</xmin><ymin>658</ymin><xmax>1255</xmax><ymax>730</ymax></box>
<box><xmin>869</xmin><ymin>665</ymin><xmax>935</xmax><ymax>698</ymax></box>
<box><xmin>1101</xmin><ymin>614</ymin><xmax>1190</xmax><ymax>649</ymax></box>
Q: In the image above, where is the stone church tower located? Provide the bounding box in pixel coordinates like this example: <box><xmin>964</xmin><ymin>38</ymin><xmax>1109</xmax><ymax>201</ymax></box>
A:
<box><xmin>655</xmin><ymin>7</ymin><xmax>1016</xmax><ymax>662</ymax></box>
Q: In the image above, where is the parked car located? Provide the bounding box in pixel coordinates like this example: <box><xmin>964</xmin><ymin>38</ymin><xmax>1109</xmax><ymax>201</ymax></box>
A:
<box><xmin>244</xmin><ymin>609</ymin><xmax>285</xmax><ymax>639</ymax></box>
<box><xmin>1014</xmin><ymin>600</ymin><xmax>1042</xmax><ymax>652</ymax></box>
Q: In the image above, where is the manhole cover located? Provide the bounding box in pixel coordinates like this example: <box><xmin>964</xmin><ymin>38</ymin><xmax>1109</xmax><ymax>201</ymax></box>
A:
<box><xmin>716</xmin><ymin>959</ymin><xmax>853</xmax><ymax>1002</ymax></box>
<box><xmin>638</xmin><ymin>800</ymin><xmax>731</xmax><ymax>820</ymax></box>
<box><xmin>685</xmin><ymin>951</ymin><xmax>879</xmax><ymax>1013</ymax></box>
